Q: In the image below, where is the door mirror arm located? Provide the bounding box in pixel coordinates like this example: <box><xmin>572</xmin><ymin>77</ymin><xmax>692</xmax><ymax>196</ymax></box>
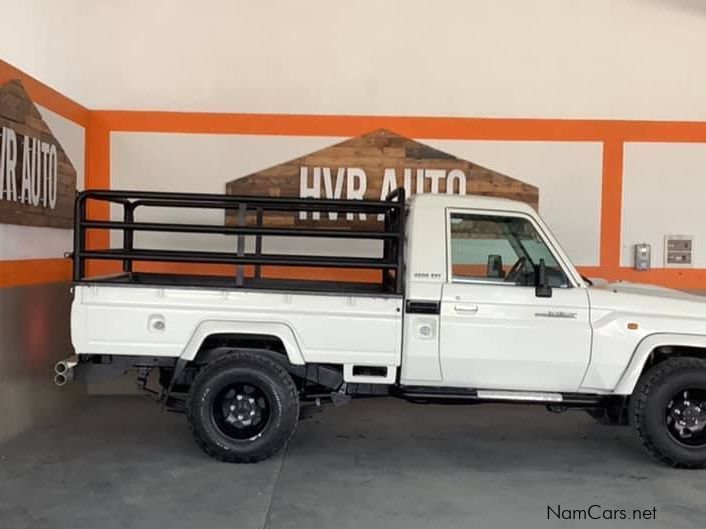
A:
<box><xmin>486</xmin><ymin>254</ymin><xmax>505</xmax><ymax>279</ymax></box>
<box><xmin>535</xmin><ymin>258</ymin><xmax>553</xmax><ymax>298</ymax></box>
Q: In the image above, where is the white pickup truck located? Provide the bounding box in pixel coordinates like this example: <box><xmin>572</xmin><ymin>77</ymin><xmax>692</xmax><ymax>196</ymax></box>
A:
<box><xmin>57</xmin><ymin>188</ymin><xmax>706</xmax><ymax>468</ymax></box>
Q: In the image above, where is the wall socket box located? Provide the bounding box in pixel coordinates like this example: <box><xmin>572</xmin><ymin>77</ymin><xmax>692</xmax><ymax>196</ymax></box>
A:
<box><xmin>664</xmin><ymin>235</ymin><xmax>694</xmax><ymax>267</ymax></box>
<box><xmin>634</xmin><ymin>243</ymin><xmax>651</xmax><ymax>271</ymax></box>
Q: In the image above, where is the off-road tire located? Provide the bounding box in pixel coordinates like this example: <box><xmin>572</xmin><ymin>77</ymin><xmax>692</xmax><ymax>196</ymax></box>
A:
<box><xmin>186</xmin><ymin>351</ymin><xmax>299</xmax><ymax>463</ymax></box>
<box><xmin>631</xmin><ymin>357</ymin><xmax>706</xmax><ymax>468</ymax></box>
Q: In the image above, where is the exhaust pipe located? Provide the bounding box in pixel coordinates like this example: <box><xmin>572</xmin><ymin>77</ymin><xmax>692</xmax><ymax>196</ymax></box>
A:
<box><xmin>54</xmin><ymin>355</ymin><xmax>78</xmax><ymax>386</ymax></box>
<box><xmin>54</xmin><ymin>368</ymin><xmax>74</xmax><ymax>386</ymax></box>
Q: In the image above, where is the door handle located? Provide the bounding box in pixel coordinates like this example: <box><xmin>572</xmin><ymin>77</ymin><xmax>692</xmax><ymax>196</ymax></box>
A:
<box><xmin>454</xmin><ymin>303</ymin><xmax>479</xmax><ymax>314</ymax></box>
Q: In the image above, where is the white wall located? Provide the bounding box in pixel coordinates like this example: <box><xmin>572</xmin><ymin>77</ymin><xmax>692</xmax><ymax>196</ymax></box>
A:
<box><xmin>37</xmin><ymin>105</ymin><xmax>85</xmax><ymax>190</ymax></box>
<box><xmin>111</xmin><ymin>133</ymin><xmax>603</xmax><ymax>266</ymax></box>
<box><xmin>425</xmin><ymin>141</ymin><xmax>603</xmax><ymax>266</ymax></box>
<box><xmin>622</xmin><ymin>143</ymin><xmax>706</xmax><ymax>268</ymax></box>
<box><xmin>3</xmin><ymin>0</ymin><xmax>706</xmax><ymax>120</ymax></box>
<box><xmin>110</xmin><ymin>133</ymin><xmax>383</xmax><ymax>257</ymax></box>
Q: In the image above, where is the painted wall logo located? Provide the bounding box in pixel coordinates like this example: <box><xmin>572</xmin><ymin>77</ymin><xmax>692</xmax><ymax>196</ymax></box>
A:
<box><xmin>0</xmin><ymin>80</ymin><xmax>76</xmax><ymax>228</ymax></box>
<box><xmin>296</xmin><ymin>165</ymin><xmax>470</xmax><ymax>221</ymax></box>
<box><xmin>0</xmin><ymin>125</ymin><xmax>59</xmax><ymax>209</ymax></box>
<box><xmin>226</xmin><ymin>129</ymin><xmax>538</xmax><ymax>225</ymax></box>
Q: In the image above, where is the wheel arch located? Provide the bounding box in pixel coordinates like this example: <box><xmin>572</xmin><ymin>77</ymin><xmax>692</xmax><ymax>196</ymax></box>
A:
<box><xmin>179</xmin><ymin>320</ymin><xmax>306</xmax><ymax>365</ymax></box>
<box><xmin>614</xmin><ymin>333</ymin><xmax>706</xmax><ymax>394</ymax></box>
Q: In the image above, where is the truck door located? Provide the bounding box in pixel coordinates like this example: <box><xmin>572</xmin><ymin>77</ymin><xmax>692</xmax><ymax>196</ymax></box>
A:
<box><xmin>438</xmin><ymin>209</ymin><xmax>591</xmax><ymax>392</ymax></box>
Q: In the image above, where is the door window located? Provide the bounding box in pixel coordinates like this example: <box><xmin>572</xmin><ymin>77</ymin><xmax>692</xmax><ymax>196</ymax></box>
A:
<box><xmin>449</xmin><ymin>212</ymin><xmax>568</xmax><ymax>287</ymax></box>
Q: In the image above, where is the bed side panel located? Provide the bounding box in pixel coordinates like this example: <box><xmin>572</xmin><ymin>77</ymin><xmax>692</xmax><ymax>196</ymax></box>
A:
<box><xmin>71</xmin><ymin>285</ymin><xmax>403</xmax><ymax>366</ymax></box>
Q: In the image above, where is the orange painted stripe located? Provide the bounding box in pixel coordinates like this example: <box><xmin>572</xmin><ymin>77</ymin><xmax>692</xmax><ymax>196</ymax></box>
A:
<box><xmin>96</xmin><ymin>110</ymin><xmax>706</xmax><ymax>143</ymax></box>
<box><xmin>611</xmin><ymin>268</ymin><xmax>706</xmax><ymax>291</ymax></box>
<box><xmin>0</xmin><ymin>258</ymin><xmax>72</xmax><ymax>288</ymax></box>
<box><xmin>0</xmin><ymin>256</ymin><xmax>698</xmax><ymax>291</ymax></box>
<box><xmin>116</xmin><ymin>261</ymin><xmax>381</xmax><ymax>283</ymax></box>
<box><xmin>599</xmin><ymin>140</ymin><xmax>624</xmax><ymax>273</ymax></box>
<box><xmin>84</xmin><ymin>112</ymin><xmax>112</xmax><ymax>264</ymax></box>
<box><xmin>0</xmin><ymin>59</ymin><xmax>88</xmax><ymax>127</ymax></box>
<box><xmin>133</xmin><ymin>262</ymin><xmax>236</xmax><ymax>276</ymax></box>
<box><xmin>260</xmin><ymin>266</ymin><xmax>381</xmax><ymax>283</ymax></box>
<box><xmin>575</xmin><ymin>266</ymin><xmax>603</xmax><ymax>277</ymax></box>
<box><xmin>578</xmin><ymin>266</ymin><xmax>706</xmax><ymax>290</ymax></box>
<box><xmin>83</xmin><ymin>113</ymin><xmax>113</xmax><ymax>277</ymax></box>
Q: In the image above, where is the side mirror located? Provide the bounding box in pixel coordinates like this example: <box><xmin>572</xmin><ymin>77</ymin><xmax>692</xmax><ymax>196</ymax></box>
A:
<box><xmin>535</xmin><ymin>258</ymin><xmax>553</xmax><ymax>298</ymax></box>
<box><xmin>486</xmin><ymin>254</ymin><xmax>504</xmax><ymax>279</ymax></box>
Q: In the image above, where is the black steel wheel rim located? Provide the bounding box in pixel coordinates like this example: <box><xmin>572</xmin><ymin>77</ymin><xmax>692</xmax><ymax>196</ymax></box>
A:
<box><xmin>212</xmin><ymin>381</ymin><xmax>272</xmax><ymax>442</ymax></box>
<box><xmin>665</xmin><ymin>387</ymin><xmax>706</xmax><ymax>447</ymax></box>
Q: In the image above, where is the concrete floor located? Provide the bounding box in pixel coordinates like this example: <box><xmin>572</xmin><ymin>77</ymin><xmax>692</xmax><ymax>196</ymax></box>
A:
<box><xmin>0</xmin><ymin>397</ymin><xmax>705</xmax><ymax>529</ymax></box>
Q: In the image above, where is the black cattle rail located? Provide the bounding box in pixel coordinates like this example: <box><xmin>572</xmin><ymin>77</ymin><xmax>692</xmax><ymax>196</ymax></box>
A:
<box><xmin>73</xmin><ymin>188</ymin><xmax>406</xmax><ymax>294</ymax></box>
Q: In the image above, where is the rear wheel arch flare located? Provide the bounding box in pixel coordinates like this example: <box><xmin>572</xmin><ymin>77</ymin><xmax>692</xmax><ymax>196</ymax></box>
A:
<box><xmin>180</xmin><ymin>321</ymin><xmax>306</xmax><ymax>365</ymax></box>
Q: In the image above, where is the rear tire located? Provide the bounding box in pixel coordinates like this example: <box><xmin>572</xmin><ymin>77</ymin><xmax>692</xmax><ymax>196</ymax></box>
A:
<box><xmin>186</xmin><ymin>351</ymin><xmax>299</xmax><ymax>463</ymax></box>
<box><xmin>631</xmin><ymin>357</ymin><xmax>706</xmax><ymax>468</ymax></box>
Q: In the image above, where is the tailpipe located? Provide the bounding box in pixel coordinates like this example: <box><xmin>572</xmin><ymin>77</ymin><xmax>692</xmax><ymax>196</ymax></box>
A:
<box><xmin>54</xmin><ymin>371</ymin><xmax>73</xmax><ymax>386</ymax></box>
<box><xmin>54</xmin><ymin>355</ymin><xmax>78</xmax><ymax>386</ymax></box>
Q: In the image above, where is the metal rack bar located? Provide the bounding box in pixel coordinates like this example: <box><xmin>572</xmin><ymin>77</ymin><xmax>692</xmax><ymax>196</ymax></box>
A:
<box><xmin>81</xmin><ymin>189</ymin><xmax>397</xmax><ymax>208</ymax></box>
<box><xmin>80</xmin><ymin>220</ymin><xmax>397</xmax><ymax>238</ymax></box>
<box><xmin>78</xmin><ymin>249</ymin><xmax>399</xmax><ymax>268</ymax></box>
<box><xmin>72</xmin><ymin>188</ymin><xmax>406</xmax><ymax>294</ymax></box>
<box><xmin>254</xmin><ymin>207</ymin><xmax>263</xmax><ymax>279</ymax></box>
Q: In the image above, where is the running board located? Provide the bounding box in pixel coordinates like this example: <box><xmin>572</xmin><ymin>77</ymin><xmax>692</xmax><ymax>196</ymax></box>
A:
<box><xmin>398</xmin><ymin>386</ymin><xmax>609</xmax><ymax>406</ymax></box>
<box><xmin>476</xmin><ymin>390</ymin><xmax>562</xmax><ymax>402</ymax></box>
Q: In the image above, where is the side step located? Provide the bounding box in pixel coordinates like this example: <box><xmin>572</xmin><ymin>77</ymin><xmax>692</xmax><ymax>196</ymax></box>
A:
<box><xmin>399</xmin><ymin>386</ymin><xmax>608</xmax><ymax>406</ymax></box>
<box><xmin>476</xmin><ymin>390</ymin><xmax>562</xmax><ymax>402</ymax></box>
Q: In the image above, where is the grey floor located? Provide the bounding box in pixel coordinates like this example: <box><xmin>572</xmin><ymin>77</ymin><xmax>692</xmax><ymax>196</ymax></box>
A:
<box><xmin>1</xmin><ymin>397</ymin><xmax>705</xmax><ymax>529</ymax></box>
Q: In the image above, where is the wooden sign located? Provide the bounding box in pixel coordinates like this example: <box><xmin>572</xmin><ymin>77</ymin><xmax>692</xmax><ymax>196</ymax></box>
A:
<box><xmin>0</xmin><ymin>80</ymin><xmax>76</xmax><ymax>228</ymax></box>
<box><xmin>225</xmin><ymin>129</ymin><xmax>537</xmax><ymax>225</ymax></box>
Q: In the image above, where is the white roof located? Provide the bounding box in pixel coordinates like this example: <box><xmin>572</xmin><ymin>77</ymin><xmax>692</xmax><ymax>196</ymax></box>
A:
<box><xmin>408</xmin><ymin>193</ymin><xmax>536</xmax><ymax>215</ymax></box>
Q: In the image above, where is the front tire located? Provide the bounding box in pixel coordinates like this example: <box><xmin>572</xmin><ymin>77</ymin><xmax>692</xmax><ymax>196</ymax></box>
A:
<box><xmin>631</xmin><ymin>357</ymin><xmax>706</xmax><ymax>468</ymax></box>
<box><xmin>186</xmin><ymin>351</ymin><xmax>299</xmax><ymax>463</ymax></box>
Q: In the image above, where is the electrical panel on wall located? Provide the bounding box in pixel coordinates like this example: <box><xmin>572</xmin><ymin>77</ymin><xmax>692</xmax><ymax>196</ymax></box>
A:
<box><xmin>634</xmin><ymin>243</ymin><xmax>651</xmax><ymax>271</ymax></box>
<box><xmin>664</xmin><ymin>235</ymin><xmax>694</xmax><ymax>267</ymax></box>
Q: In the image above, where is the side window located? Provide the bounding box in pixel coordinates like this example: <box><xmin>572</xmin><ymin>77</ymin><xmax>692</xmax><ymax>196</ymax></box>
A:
<box><xmin>449</xmin><ymin>212</ymin><xmax>568</xmax><ymax>287</ymax></box>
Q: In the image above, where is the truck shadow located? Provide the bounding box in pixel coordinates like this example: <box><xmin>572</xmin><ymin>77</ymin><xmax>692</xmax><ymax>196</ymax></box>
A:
<box><xmin>292</xmin><ymin>397</ymin><xmax>661</xmax><ymax>475</ymax></box>
<box><xmin>267</xmin><ymin>398</ymin><xmax>706</xmax><ymax>529</ymax></box>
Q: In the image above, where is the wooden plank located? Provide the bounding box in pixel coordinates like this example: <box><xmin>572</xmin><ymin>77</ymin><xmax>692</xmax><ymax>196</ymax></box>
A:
<box><xmin>0</xmin><ymin>80</ymin><xmax>77</xmax><ymax>228</ymax></box>
<box><xmin>225</xmin><ymin>128</ymin><xmax>539</xmax><ymax>226</ymax></box>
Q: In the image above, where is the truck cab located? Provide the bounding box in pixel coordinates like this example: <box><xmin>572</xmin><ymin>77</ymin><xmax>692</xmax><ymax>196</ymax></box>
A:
<box><xmin>402</xmin><ymin>194</ymin><xmax>590</xmax><ymax>392</ymax></box>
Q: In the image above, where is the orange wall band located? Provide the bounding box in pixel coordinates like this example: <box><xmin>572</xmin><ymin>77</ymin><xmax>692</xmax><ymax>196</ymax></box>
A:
<box><xmin>0</xmin><ymin>259</ymin><xmax>72</xmax><ymax>288</ymax></box>
<box><xmin>5</xmin><ymin>257</ymin><xmax>701</xmax><ymax>292</ymax></box>
<box><xmin>0</xmin><ymin>59</ymin><xmax>88</xmax><ymax>127</ymax></box>
<box><xmin>599</xmin><ymin>139</ymin><xmax>624</xmax><ymax>278</ymax></box>
<box><xmin>97</xmin><ymin>110</ymin><xmax>706</xmax><ymax>143</ymax></box>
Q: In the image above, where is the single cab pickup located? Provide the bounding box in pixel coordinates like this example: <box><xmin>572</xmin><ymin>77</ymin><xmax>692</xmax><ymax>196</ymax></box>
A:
<box><xmin>58</xmin><ymin>188</ymin><xmax>706</xmax><ymax>467</ymax></box>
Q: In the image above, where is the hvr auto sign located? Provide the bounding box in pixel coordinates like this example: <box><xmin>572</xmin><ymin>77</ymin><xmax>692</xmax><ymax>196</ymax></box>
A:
<box><xmin>0</xmin><ymin>125</ymin><xmax>59</xmax><ymax>209</ymax></box>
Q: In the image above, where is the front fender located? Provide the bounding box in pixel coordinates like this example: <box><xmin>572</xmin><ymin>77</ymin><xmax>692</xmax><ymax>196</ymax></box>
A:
<box><xmin>613</xmin><ymin>333</ymin><xmax>706</xmax><ymax>394</ymax></box>
<box><xmin>179</xmin><ymin>320</ymin><xmax>306</xmax><ymax>365</ymax></box>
